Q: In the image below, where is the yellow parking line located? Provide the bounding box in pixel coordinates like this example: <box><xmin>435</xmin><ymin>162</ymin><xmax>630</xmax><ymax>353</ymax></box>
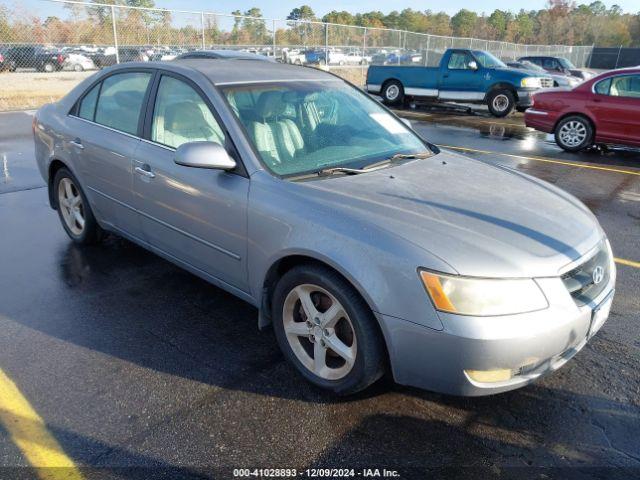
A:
<box><xmin>615</xmin><ymin>257</ymin><xmax>640</xmax><ymax>269</ymax></box>
<box><xmin>0</xmin><ymin>369</ymin><xmax>83</xmax><ymax>480</ymax></box>
<box><xmin>438</xmin><ymin>144</ymin><xmax>640</xmax><ymax>177</ymax></box>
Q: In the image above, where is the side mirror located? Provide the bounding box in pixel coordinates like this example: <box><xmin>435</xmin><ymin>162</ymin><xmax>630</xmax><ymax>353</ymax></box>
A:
<box><xmin>468</xmin><ymin>60</ymin><xmax>478</xmax><ymax>70</ymax></box>
<box><xmin>174</xmin><ymin>141</ymin><xmax>236</xmax><ymax>170</ymax></box>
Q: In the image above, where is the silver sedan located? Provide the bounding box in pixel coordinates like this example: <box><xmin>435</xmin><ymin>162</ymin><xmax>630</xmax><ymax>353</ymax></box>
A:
<box><xmin>33</xmin><ymin>59</ymin><xmax>615</xmax><ymax>396</ymax></box>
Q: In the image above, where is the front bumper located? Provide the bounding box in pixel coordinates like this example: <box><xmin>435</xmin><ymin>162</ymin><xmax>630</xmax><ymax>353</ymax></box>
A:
<box><xmin>516</xmin><ymin>88</ymin><xmax>538</xmax><ymax>107</ymax></box>
<box><xmin>380</xmin><ymin>262</ymin><xmax>615</xmax><ymax>396</ymax></box>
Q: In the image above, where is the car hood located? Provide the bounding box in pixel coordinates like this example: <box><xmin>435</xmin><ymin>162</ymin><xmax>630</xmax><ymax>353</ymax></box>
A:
<box><xmin>298</xmin><ymin>151</ymin><xmax>602</xmax><ymax>278</ymax></box>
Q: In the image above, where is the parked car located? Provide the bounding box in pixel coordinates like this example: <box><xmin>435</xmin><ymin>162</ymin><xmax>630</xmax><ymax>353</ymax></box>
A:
<box><xmin>367</xmin><ymin>48</ymin><xmax>554</xmax><ymax>116</ymax></box>
<box><xmin>344</xmin><ymin>51</ymin><xmax>371</xmax><ymax>65</ymax></box>
<box><xmin>176</xmin><ymin>49</ymin><xmax>274</xmax><ymax>62</ymax></box>
<box><xmin>4</xmin><ymin>45</ymin><xmax>66</xmax><ymax>72</ymax></box>
<box><xmin>0</xmin><ymin>47</ymin><xmax>8</xmax><ymax>72</ymax></box>
<box><xmin>525</xmin><ymin>67</ymin><xmax>640</xmax><ymax>152</ymax></box>
<box><xmin>507</xmin><ymin>60</ymin><xmax>582</xmax><ymax>88</ymax></box>
<box><xmin>517</xmin><ymin>56</ymin><xmax>595</xmax><ymax>81</ymax></box>
<box><xmin>63</xmin><ymin>51</ymin><xmax>96</xmax><ymax>72</ymax></box>
<box><xmin>283</xmin><ymin>48</ymin><xmax>307</xmax><ymax>65</ymax></box>
<box><xmin>33</xmin><ymin>59</ymin><xmax>615</xmax><ymax>396</ymax></box>
<box><xmin>92</xmin><ymin>47</ymin><xmax>148</xmax><ymax>68</ymax></box>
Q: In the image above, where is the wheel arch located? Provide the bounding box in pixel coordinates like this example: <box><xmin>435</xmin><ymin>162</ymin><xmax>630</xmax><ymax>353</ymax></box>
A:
<box><xmin>381</xmin><ymin>77</ymin><xmax>404</xmax><ymax>93</ymax></box>
<box><xmin>552</xmin><ymin>111</ymin><xmax>596</xmax><ymax>136</ymax></box>
<box><xmin>259</xmin><ymin>252</ymin><xmax>392</xmax><ymax>367</ymax></box>
<box><xmin>484</xmin><ymin>82</ymin><xmax>518</xmax><ymax>102</ymax></box>
<box><xmin>47</xmin><ymin>159</ymin><xmax>70</xmax><ymax>209</ymax></box>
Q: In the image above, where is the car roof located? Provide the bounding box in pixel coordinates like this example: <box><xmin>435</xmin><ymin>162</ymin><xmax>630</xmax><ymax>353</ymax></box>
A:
<box><xmin>167</xmin><ymin>58</ymin><xmax>339</xmax><ymax>85</ymax></box>
<box><xmin>177</xmin><ymin>50</ymin><xmax>273</xmax><ymax>62</ymax></box>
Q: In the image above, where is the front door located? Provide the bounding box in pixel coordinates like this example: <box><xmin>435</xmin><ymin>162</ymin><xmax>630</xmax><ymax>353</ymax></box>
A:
<box><xmin>439</xmin><ymin>50</ymin><xmax>482</xmax><ymax>101</ymax></box>
<box><xmin>133</xmin><ymin>74</ymin><xmax>250</xmax><ymax>291</ymax></box>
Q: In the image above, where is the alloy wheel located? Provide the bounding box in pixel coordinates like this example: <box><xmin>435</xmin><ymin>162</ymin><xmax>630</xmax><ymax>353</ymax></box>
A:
<box><xmin>558</xmin><ymin>120</ymin><xmax>587</xmax><ymax>148</ymax></box>
<box><xmin>282</xmin><ymin>283</ymin><xmax>357</xmax><ymax>380</ymax></box>
<box><xmin>58</xmin><ymin>177</ymin><xmax>85</xmax><ymax>236</ymax></box>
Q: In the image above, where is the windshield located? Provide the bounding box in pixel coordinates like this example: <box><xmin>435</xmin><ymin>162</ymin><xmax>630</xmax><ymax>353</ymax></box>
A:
<box><xmin>473</xmin><ymin>51</ymin><xmax>507</xmax><ymax>69</ymax></box>
<box><xmin>222</xmin><ymin>80</ymin><xmax>431</xmax><ymax>177</ymax></box>
<box><xmin>521</xmin><ymin>61</ymin><xmax>546</xmax><ymax>73</ymax></box>
<box><xmin>558</xmin><ymin>57</ymin><xmax>576</xmax><ymax>70</ymax></box>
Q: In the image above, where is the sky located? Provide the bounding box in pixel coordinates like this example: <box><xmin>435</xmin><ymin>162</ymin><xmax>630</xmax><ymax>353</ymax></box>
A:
<box><xmin>11</xmin><ymin>0</ymin><xmax>640</xmax><ymax>21</ymax></box>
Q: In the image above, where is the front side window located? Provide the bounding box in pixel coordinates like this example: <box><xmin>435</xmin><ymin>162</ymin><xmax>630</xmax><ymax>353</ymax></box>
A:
<box><xmin>609</xmin><ymin>75</ymin><xmax>640</xmax><ymax>98</ymax></box>
<box><xmin>222</xmin><ymin>80</ymin><xmax>431</xmax><ymax>177</ymax></box>
<box><xmin>94</xmin><ymin>72</ymin><xmax>151</xmax><ymax>135</ymax></box>
<box><xmin>151</xmin><ymin>75</ymin><xmax>225</xmax><ymax>149</ymax></box>
<box><xmin>448</xmin><ymin>52</ymin><xmax>474</xmax><ymax>70</ymax></box>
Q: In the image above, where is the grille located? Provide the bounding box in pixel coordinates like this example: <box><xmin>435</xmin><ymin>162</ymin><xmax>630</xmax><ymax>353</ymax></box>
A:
<box><xmin>561</xmin><ymin>242</ymin><xmax>610</xmax><ymax>306</ymax></box>
<box><xmin>540</xmin><ymin>78</ymin><xmax>554</xmax><ymax>88</ymax></box>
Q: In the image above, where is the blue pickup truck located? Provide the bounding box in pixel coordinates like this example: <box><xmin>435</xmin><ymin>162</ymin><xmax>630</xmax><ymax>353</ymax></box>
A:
<box><xmin>366</xmin><ymin>49</ymin><xmax>553</xmax><ymax>117</ymax></box>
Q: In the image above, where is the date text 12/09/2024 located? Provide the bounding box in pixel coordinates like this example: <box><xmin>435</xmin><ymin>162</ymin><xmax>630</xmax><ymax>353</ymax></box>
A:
<box><xmin>233</xmin><ymin>468</ymin><xmax>401</xmax><ymax>478</ymax></box>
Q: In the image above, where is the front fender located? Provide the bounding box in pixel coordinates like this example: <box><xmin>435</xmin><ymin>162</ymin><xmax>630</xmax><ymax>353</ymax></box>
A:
<box><xmin>247</xmin><ymin>172</ymin><xmax>447</xmax><ymax>332</ymax></box>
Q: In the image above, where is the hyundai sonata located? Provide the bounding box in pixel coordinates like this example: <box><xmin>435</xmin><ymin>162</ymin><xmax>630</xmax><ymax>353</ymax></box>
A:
<box><xmin>33</xmin><ymin>59</ymin><xmax>615</xmax><ymax>395</ymax></box>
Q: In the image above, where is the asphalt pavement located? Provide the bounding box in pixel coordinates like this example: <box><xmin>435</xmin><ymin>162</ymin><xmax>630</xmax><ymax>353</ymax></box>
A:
<box><xmin>0</xmin><ymin>108</ymin><xmax>639</xmax><ymax>479</ymax></box>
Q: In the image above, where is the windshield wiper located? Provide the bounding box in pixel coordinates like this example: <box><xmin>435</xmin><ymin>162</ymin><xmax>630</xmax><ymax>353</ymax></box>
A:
<box><xmin>387</xmin><ymin>152</ymin><xmax>432</xmax><ymax>161</ymax></box>
<box><xmin>290</xmin><ymin>152</ymin><xmax>433</xmax><ymax>180</ymax></box>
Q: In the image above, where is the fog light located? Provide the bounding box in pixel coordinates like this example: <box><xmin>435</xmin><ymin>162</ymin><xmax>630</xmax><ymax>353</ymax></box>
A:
<box><xmin>465</xmin><ymin>368</ymin><xmax>513</xmax><ymax>383</ymax></box>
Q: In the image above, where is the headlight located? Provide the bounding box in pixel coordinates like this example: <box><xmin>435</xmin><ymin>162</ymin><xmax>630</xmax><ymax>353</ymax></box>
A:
<box><xmin>419</xmin><ymin>270</ymin><xmax>548</xmax><ymax>316</ymax></box>
<box><xmin>521</xmin><ymin>77</ymin><xmax>542</xmax><ymax>88</ymax></box>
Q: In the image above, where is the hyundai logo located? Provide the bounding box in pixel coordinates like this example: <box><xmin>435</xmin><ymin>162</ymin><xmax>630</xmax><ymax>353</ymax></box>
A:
<box><xmin>592</xmin><ymin>266</ymin><xmax>605</xmax><ymax>285</ymax></box>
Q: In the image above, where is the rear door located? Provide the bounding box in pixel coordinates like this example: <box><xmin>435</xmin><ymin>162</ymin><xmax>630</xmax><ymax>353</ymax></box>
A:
<box><xmin>439</xmin><ymin>51</ymin><xmax>482</xmax><ymax>101</ymax></box>
<box><xmin>68</xmin><ymin>70</ymin><xmax>153</xmax><ymax>238</ymax></box>
<box><xmin>133</xmin><ymin>72</ymin><xmax>250</xmax><ymax>291</ymax></box>
<box><xmin>588</xmin><ymin>74</ymin><xmax>640</xmax><ymax>146</ymax></box>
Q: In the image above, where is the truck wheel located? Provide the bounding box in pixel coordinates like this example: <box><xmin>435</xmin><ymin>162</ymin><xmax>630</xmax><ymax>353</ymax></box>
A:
<box><xmin>43</xmin><ymin>62</ymin><xmax>54</xmax><ymax>73</ymax></box>
<box><xmin>382</xmin><ymin>80</ymin><xmax>404</xmax><ymax>106</ymax></box>
<box><xmin>487</xmin><ymin>89</ymin><xmax>515</xmax><ymax>117</ymax></box>
<box><xmin>554</xmin><ymin>115</ymin><xmax>593</xmax><ymax>152</ymax></box>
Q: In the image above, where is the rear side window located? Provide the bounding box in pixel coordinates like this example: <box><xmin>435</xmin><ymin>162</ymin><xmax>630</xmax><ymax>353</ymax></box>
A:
<box><xmin>594</xmin><ymin>78</ymin><xmax>611</xmax><ymax>95</ymax></box>
<box><xmin>94</xmin><ymin>72</ymin><xmax>152</xmax><ymax>135</ymax></box>
<box><xmin>610</xmin><ymin>75</ymin><xmax>640</xmax><ymax>98</ymax></box>
<box><xmin>78</xmin><ymin>83</ymin><xmax>100</xmax><ymax>120</ymax></box>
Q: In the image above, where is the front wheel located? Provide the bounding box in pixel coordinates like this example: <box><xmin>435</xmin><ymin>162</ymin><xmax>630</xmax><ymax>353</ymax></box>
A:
<box><xmin>73</xmin><ymin>63</ymin><xmax>83</xmax><ymax>72</ymax></box>
<box><xmin>43</xmin><ymin>62</ymin><xmax>55</xmax><ymax>73</ymax></box>
<box><xmin>381</xmin><ymin>80</ymin><xmax>404</xmax><ymax>106</ymax></box>
<box><xmin>554</xmin><ymin>115</ymin><xmax>593</xmax><ymax>152</ymax></box>
<box><xmin>487</xmin><ymin>89</ymin><xmax>515</xmax><ymax>117</ymax></box>
<box><xmin>272</xmin><ymin>264</ymin><xmax>386</xmax><ymax>395</ymax></box>
<box><xmin>54</xmin><ymin>167</ymin><xmax>103</xmax><ymax>245</ymax></box>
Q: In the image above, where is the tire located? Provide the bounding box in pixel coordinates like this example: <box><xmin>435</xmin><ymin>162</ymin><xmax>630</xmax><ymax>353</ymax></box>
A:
<box><xmin>554</xmin><ymin>115</ymin><xmax>593</xmax><ymax>152</ymax></box>
<box><xmin>53</xmin><ymin>167</ymin><xmax>103</xmax><ymax>245</ymax></box>
<box><xmin>381</xmin><ymin>80</ymin><xmax>404</xmax><ymax>106</ymax></box>
<box><xmin>43</xmin><ymin>62</ymin><xmax>54</xmax><ymax>73</ymax></box>
<box><xmin>272</xmin><ymin>264</ymin><xmax>386</xmax><ymax>395</ymax></box>
<box><xmin>73</xmin><ymin>64</ymin><xmax>83</xmax><ymax>72</ymax></box>
<box><xmin>487</xmin><ymin>89</ymin><xmax>515</xmax><ymax>117</ymax></box>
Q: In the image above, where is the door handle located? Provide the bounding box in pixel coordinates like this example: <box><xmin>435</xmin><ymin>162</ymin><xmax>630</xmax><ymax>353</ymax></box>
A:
<box><xmin>135</xmin><ymin>165</ymin><xmax>155</xmax><ymax>179</ymax></box>
<box><xmin>69</xmin><ymin>138</ymin><xmax>84</xmax><ymax>150</ymax></box>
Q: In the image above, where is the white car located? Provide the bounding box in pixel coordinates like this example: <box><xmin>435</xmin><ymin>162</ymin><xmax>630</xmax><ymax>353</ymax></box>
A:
<box><xmin>63</xmin><ymin>53</ymin><xmax>96</xmax><ymax>72</ymax></box>
<box><xmin>344</xmin><ymin>51</ymin><xmax>371</xmax><ymax>65</ymax></box>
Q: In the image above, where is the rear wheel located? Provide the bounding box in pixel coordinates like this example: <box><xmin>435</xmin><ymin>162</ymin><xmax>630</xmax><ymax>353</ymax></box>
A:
<box><xmin>54</xmin><ymin>168</ymin><xmax>103</xmax><ymax>245</ymax></box>
<box><xmin>487</xmin><ymin>89</ymin><xmax>515</xmax><ymax>117</ymax></box>
<box><xmin>73</xmin><ymin>63</ymin><xmax>83</xmax><ymax>72</ymax></box>
<box><xmin>272</xmin><ymin>264</ymin><xmax>386</xmax><ymax>395</ymax></box>
<box><xmin>43</xmin><ymin>62</ymin><xmax>54</xmax><ymax>73</ymax></box>
<box><xmin>554</xmin><ymin>115</ymin><xmax>593</xmax><ymax>152</ymax></box>
<box><xmin>381</xmin><ymin>80</ymin><xmax>404</xmax><ymax>106</ymax></box>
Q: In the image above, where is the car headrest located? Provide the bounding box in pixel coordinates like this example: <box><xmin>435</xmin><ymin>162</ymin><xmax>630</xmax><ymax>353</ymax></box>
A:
<box><xmin>255</xmin><ymin>90</ymin><xmax>285</xmax><ymax>119</ymax></box>
<box><xmin>164</xmin><ymin>101</ymin><xmax>207</xmax><ymax>132</ymax></box>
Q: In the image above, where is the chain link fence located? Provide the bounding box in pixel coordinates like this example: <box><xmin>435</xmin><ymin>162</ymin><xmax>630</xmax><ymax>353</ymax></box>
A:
<box><xmin>0</xmin><ymin>0</ymin><xmax>595</xmax><ymax>109</ymax></box>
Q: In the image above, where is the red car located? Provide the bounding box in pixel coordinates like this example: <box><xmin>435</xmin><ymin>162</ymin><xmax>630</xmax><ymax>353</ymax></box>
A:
<box><xmin>525</xmin><ymin>68</ymin><xmax>640</xmax><ymax>152</ymax></box>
